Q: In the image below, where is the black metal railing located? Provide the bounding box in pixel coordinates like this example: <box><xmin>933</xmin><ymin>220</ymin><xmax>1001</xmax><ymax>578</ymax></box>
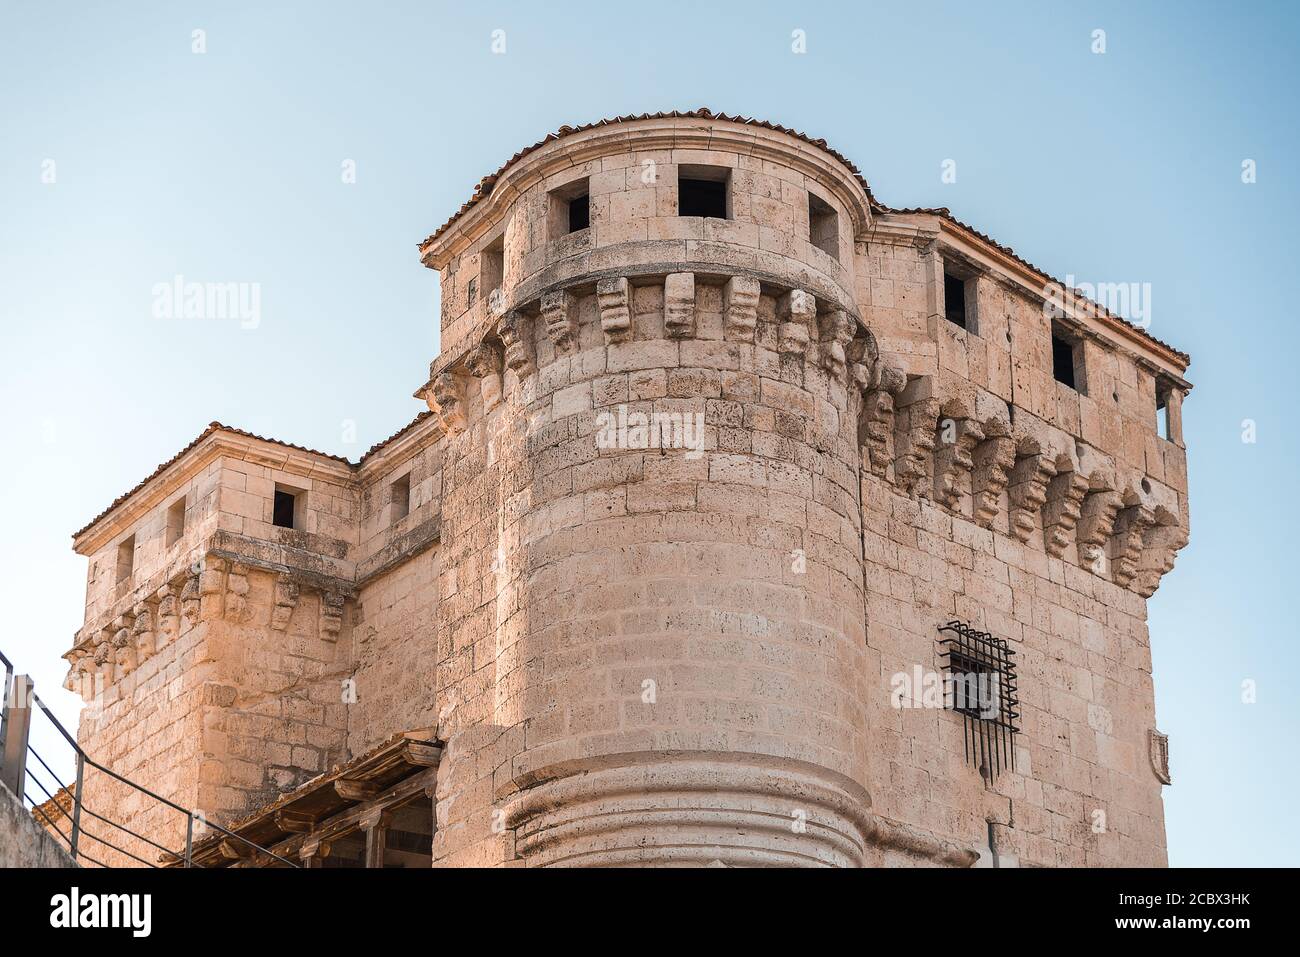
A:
<box><xmin>0</xmin><ymin>648</ymin><xmax>296</xmax><ymax>868</ymax></box>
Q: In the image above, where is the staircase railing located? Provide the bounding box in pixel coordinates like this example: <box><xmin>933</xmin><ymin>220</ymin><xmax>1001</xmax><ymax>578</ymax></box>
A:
<box><xmin>0</xmin><ymin>648</ymin><xmax>297</xmax><ymax>868</ymax></box>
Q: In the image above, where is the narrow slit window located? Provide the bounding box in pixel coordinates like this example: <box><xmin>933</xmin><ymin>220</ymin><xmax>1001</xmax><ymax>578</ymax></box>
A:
<box><xmin>1156</xmin><ymin>388</ymin><xmax>1170</xmax><ymax>440</ymax></box>
<box><xmin>273</xmin><ymin>488</ymin><xmax>298</xmax><ymax>529</ymax></box>
<box><xmin>677</xmin><ymin>166</ymin><xmax>730</xmax><ymax>219</ymax></box>
<box><xmin>944</xmin><ymin>272</ymin><xmax>968</xmax><ymax>329</ymax></box>
<box><xmin>116</xmin><ymin>534</ymin><xmax>136</xmax><ymax>585</ymax></box>
<box><xmin>480</xmin><ymin>237</ymin><xmax>504</xmax><ymax>308</ymax></box>
<box><xmin>165</xmin><ymin>496</ymin><xmax>186</xmax><ymax>547</ymax></box>
<box><xmin>808</xmin><ymin>192</ymin><xmax>839</xmax><ymax>260</ymax></box>
<box><xmin>390</xmin><ymin>473</ymin><xmax>411</xmax><ymax>523</ymax></box>
<box><xmin>1052</xmin><ymin>335</ymin><xmax>1076</xmax><ymax>389</ymax></box>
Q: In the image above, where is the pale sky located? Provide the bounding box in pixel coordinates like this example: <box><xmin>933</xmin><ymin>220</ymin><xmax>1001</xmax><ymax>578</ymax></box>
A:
<box><xmin>2</xmin><ymin>0</ymin><xmax>1297</xmax><ymax>866</ymax></box>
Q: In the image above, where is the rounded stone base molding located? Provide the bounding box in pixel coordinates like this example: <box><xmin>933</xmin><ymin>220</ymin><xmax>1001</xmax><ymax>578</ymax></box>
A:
<box><xmin>502</xmin><ymin>751</ymin><xmax>874</xmax><ymax>867</ymax></box>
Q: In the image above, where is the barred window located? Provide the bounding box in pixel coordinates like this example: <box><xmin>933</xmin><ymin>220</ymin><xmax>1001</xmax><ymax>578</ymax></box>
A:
<box><xmin>938</xmin><ymin>620</ymin><xmax>1020</xmax><ymax>781</ymax></box>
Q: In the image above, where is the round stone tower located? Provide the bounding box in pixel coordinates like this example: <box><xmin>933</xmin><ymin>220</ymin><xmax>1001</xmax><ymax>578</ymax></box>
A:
<box><xmin>417</xmin><ymin>111</ymin><xmax>882</xmax><ymax>866</ymax></box>
<box><xmin>414</xmin><ymin>110</ymin><xmax>1190</xmax><ymax>868</ymax></box>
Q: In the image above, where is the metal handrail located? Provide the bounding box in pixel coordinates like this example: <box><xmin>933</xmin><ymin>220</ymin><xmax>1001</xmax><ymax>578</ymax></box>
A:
<box><xmin>0</xmin><ymin>650</ymin><xmax>14</xmax><ymax>775</ymax></box>
<box><xmin>0</xmin><ymin>646</ymin><xmax>298</xmax><ymax>868</ymax></box>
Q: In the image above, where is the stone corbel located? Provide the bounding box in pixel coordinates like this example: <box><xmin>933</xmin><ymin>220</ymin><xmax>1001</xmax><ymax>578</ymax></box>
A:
<box><xmin>181</xmin><ymin>566</ymin><xmax>202</xmax><ymax>626</ymax></box>
<box><xmin>846</xmin><ymin>332</ymin><xmax>878</xmax><ymax>396</ymax></box>
<box><xmin>131</xmin><ymin>601</ymin><xmax>156</xmax><ymax>660</ymax></box>
<box><xmin>861</xmin><ymin>360</ymin><xmax>905</xmax><ymax>478</ymax></box>
<box><xmin>225</xmin><ymin>562</ymin><xmax>251</xmax><ymax>623</ymax></box>
<box><xmin>1109</xmin><ymin>503</ymin><xmax>1156</xmax><ymax>588</ymax></box>
<box><xmin>1007</xmin><ymin>450</ymin><xmax>1058</xmax><ymax>544</ymax></box>
<box><xmin>934</xmin><ymin>415</ymin><xmax>985</xmax><ymax>511</ymax></box>
<box><xmin>62</xmin><ymin>650</ymin><xmax>85</xmax><ymax>694</ymax></box>
<box><xmin>596</xmin><ymin>277</ymin><xmax>632</xmax><ymax>343</ymax></box>
<box><xmin>427</xmin><ymin>372</ymin><xmax>469</xmax><ymax>437</ymax></box>
<box><xmin>541</xmin><ymin>289</ymin><xmax>578</xmax><ymax>354</ymax></box>
<box><xmin>970</xmin><ymin>426</ymin><xmax>1017</xmax><ymax>529</ymax></box>
<box><xmin>893</xmin><ymin>381</ymin><xmax>940</xmax><ymax>499</ymax></box>
<box><xmin>271</xmin><ymin>575</ymin><xmax>300</xmax><ymax>631</ymax></box>
<box><xmin>663</xmin><ymin>272</ymin><xmax>696</xmax><ymax>339</ymax></box>
<box><xmin>1133</xmin><ymin>517</ymin><xmax>1188</xmax><ymax>598</ymax></box>
<box><xmin>1042</xmin><ymin>466</ymin><xmax>1091</xmax><ymax>558</ymax></box>
<box><xmin>466</xmin><ymin>341</ymin><xmax>505</xmax><ymax>412</ymax></box>
<box><xmin>66</xmin><ymin>651</ymin><xmax>95</xmax><ymax>701</ymax></box>
<box><xmin>111</xmin><ymin>616</ymin><xmax>136</xmax><ymax>679</ymax></box>
<box><xmin>155</xmin><ymin>581</ymin><xmax>181</xmax><ymax>648</ymax></box>
<box><xmin>321</xmin><ymin>591</ymin><xmax>345</xmax><ymax>642</ymax></box>
<box><xmin>497</xmin><ymin>311</ymin><xmax>534</xmax><ymax>377</ymax></box>
<box><xmin>778</xmin><ymin>289</ymin><xmax>815</xmax><ymax>356</ymax></box>
<box><xmin>723</xmin><ymin>276</ymin><xmax>760</xmax><ymax>342</ymax></box>
<box><xmin>1076</xmin><ymin>488</ymin><xmax>1123</xmax><ymax>576</ymax></box>
<box><xmin>94</xmin><ymin>640</ymin><xmax>114</xmax><ymax>687</ymax></box>
<box><xmin>200</xmin><ymin>556</ymin><xmax>227</xmax><ymax>620</ymax></box>
<box><xmin>818</xmin><ymin>309</ymin><xmax>854</xmax><ymax>380</ymax></box>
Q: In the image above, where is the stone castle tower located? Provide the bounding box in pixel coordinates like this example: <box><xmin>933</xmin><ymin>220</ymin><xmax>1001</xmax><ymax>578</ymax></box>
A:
<box><xmin>63</xmin><ymin>110</ymin><xmax>1190</xmax><ymax>867</ymax></box>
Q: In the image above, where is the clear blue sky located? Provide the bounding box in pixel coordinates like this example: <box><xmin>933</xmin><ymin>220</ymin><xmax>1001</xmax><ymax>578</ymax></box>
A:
<box><xmin>2</xmin><ymin>1</ymin><xmax>1295</xmax><ymax>866</ymax></box>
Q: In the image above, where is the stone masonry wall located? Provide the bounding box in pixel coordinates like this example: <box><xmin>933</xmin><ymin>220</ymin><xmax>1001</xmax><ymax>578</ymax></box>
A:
<box><xmin>66</xmin><ymin>113</ymin><xmax>1189</xmax><ymax>868</ymax></box>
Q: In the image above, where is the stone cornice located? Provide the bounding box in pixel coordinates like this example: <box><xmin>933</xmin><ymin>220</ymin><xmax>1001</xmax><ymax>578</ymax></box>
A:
<box><xmin>353</xmin><ymin>415</ymin><xmax>444</xmax><ymax>487</ymax></box>
<box><xmin>874</xmin><ymin>211</ymin><xmax>1192</xmax><ymax>384</ymax></box>
<box><xmin>74</xmin><ymin>429</ymin><xmax>357</xmax><ymax>556</ymax></box>
<box><xmin>418</xmin><ymin>117</ymin><xmax>875</xmax><ymax>270</ymax></box>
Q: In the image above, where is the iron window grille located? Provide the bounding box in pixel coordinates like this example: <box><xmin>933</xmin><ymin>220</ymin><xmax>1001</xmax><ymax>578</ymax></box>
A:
<box><xmin>937</xmin><ymin>620</ymin><xmax>1020</xmax><ymax>781</ymax></box>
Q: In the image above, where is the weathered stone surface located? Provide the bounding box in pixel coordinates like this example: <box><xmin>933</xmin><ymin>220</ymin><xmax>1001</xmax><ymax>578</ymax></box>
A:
<box><xmin>60</xmin><ymin>112</ymin><xmax>1191</xmax><ymax>871</ymax></box>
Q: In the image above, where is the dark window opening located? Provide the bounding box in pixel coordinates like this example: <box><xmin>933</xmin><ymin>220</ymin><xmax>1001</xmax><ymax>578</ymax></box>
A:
<box><xmin>549</xmin><ymin>177</ymin><xmax>591</xmax><ymax>241</ymax></box>
<box><xmin>808</xmin><ymin>192</ymin><xmax>839</xmax><ymax>260</ymax></box>
<box><xmin>466</xmin><ymin>277</ymin><xmax>477</xmax><ymax>307</ymax></box>
<box><xmin>568</xmin><ymin>194</ymin><xmax>590</xmax><ymax>232</ymax></box>
<box><xmin>1156</xmin><ymin>388</ymin><xmax>1170</xmax><ymax>440</ymax></box>
<box><xmin>1052</xmin><ymin>333</ymin><xmax>1078</xmax><ymax>390</ymax></box>
<box><xmin>273</xmin><ymin>489</ymin><xmax>297</xmax><ymax>529</ymax></box>
<box><xmin>944</xmin><ymin>272</ymin><xmax>968</xmax><ymax>329</ymax></box>
<box><xmin>678</xmin><ymin>178</ymin><xmax>728</xmax><ymax>218</ymax></box>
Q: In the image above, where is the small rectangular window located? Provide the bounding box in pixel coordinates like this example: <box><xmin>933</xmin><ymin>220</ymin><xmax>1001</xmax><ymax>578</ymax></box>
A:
<box><xmin>116</xmin><ymin>535</ymin><xmax>136</xmax><ymax>584</ymax></box>
<box><xmin>480</xmin><ymin>237</ymin><xmax>504</xmax><ymax>307</ymax></box>
<box><xmin>568</xmin><ymin>194</ymin><xmax>590</xmax><ymax>232</ymax></box>
<box><xmin>273</xmin><ymin>487</ymin><xmax>298</xmax><ymax>529</ymax></box>
<box><xmin>678</xmin><ymin>166</ymin><xmax>729</xmax><ymax>219</ymax></box>
<box><xmin>390</xmin><ymin>474</ymin><xmax>411</xmax><ymax>523</ymax></box>
<box><xmin>165</xmin><ymin>496</ymin><xmax>187</xmax><ymax>547</ymax></box>
<box><xmin>1051</xmin><ymin>330</ymin><xmax>1079</xmax><ymax>390</ymax></box>
<box><xmin>944</xmin><ymin>272</ymin><xmax>968</xmax><ymax>329</ymax></box>
<box><xmin>548</xmin><ymin>177</ymin><xmax>591</xmax><ymax>240</ymax></box>
<box><xmin>1156</xmin><ymin>388</ymin><xmax>1170</xmax><ymax>440</ymax></box>
<box><xmin>808</xmin><ymin>192</ymin><xmax>839</xmax><ymax>261</ymax></box>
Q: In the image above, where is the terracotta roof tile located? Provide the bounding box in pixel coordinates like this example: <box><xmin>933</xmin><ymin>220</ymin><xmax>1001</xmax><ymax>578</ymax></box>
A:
<box><xmin>74</xmin><ymin>412</ymin><xmax>440</xmax><ymax>542</ymax></box>
<box><xmin>416</xmin><ymin>108</ymin><xmax>1187</xmax><ymax>365</ymax></box>
<box><xmin>76</xmin><ymin>111</ymin><xmax>1189</xmax><ymax>544</ymax></box>
<box><xmin>881</xmin><ymin>206</ymin><xmax>1189</xmax><ymax>364</ymax></box>
<box><xmin>417</xmin><ymin>107</ymin><xmax>883</xmax><ymax>253</ymax></box>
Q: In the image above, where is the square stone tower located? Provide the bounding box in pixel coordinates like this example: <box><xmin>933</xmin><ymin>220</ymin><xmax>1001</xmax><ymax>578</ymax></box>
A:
<box><xmin>65</xmin><ymin>109</ymin><xmax>1189</xmax><ymax>867</ymax></box>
